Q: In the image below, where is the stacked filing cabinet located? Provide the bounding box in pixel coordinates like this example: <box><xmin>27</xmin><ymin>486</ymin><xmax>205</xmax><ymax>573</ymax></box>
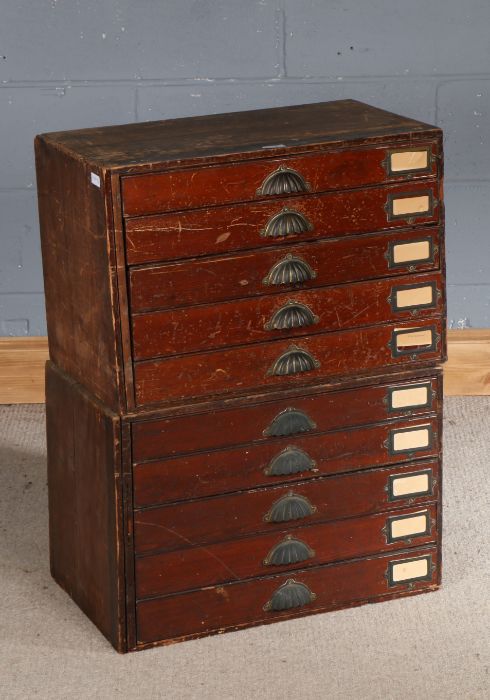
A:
<box><xmin>36</xmin><ymin>99</ymin><xmax>446</xmax><ymax>652</ymax></box>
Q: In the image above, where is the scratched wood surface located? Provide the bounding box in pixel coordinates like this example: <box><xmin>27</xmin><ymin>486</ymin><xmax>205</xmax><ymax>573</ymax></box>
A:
<box><xmin>45</xmin><ymin>362</ymin><xmax>126</xmax><ymax>652</ymax></box>
<box><xmin>134</xmin><ymin>456</ymin><xmax>439</xmax><ymax>553</ymax></box>
<box><xmin>121</xmin><ymin>140</ymin><xmax>439</xmax><ymax>216</ymax></box>
<box><xmin>133</xmin><ymin>317</ymin><xmax>445</xmax><ymax>406</ymax></box>
<box><xmin>135</xmin><ymin>504</ymin><xmax>438</xmax><ymax>598</ymax></box>
<box><xmin>39</xmin><ymin>99</ymin><xmax>440</xmax><ymax>168</ymax></box>
<box><xmin>128</xmin><ymin>225</ymin><xmax>441</xmax><ymax>315</ymax></box>
<box><xmin>136</xmin><ymin>545</ymin><xmax>440</xmax><ymax>645</ymax></box>
<box><xmin>131</xmin><ymin>272</ymin><xmax>443</xmax><ymax>359</ymax></box>
<box><xmin>131</xmin><ymin>373</ymin><xmax>441</xmax><ymax>462</ymax></box>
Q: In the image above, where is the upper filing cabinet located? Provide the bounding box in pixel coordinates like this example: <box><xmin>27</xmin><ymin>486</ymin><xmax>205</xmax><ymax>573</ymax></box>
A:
<box><xmin>36</xmin><ymin>99</ymin><xmax>446</xmax><ymax>413</ymax></box>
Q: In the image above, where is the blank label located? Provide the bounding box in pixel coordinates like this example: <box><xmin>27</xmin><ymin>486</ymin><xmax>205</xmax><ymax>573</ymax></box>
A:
<box><xmin>395</xmin><ymin>328</ymin><xmax>433</xmax><ymax>349</ymax></box>
<box><xmin>391</xmin><ymin>385</ymin><xmax>429</xmax><ymax>409</ymax></box>
<box><xmin>390</xmin><ymin>150</ymin><xmax>429</xmax><ymax>172</ymax></box>
<box><xmin>392</xmin><ymin>195</ymin><xmax>430</xmax><ymax>216</ymax></box>
<box><xmin>392</xmin><ymin>427</ymin><xmax>430</xmax><ymax>452</ymax></box>
<box><xmin>395</xmin><ymin>285</ymin><xmax>434</xmax><ymax>309</ymax></box>
<box><xmin>391</xmin><ymin>472</ymin><xmax>431</xmax><ymax>498</ymax></box>
<box><xmin>392</xmin><ymin>240</ymin><xmax>431</xmax><ymax>264</ymax></box>
<box><xmin>389</xmin><ymin>512</ymin><xmax>428</xmax><ymax>540</ymax></box>
<box><xmin>391</xmin><ymin>557</ymin><xmax>429</xmax><ymax>583</ymax></box>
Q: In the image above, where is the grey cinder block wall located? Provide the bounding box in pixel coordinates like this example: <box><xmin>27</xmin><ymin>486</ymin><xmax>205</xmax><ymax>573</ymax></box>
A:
<box><xmin>1</xmin><ymin>0</ymin><xmax>489</xmax><ymax>334</ymax></box>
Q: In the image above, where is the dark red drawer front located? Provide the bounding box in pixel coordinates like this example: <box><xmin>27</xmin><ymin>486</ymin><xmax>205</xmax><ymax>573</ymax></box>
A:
<box><xmin>135</xmin><ymin>504</ymin><xmax>437</xmax><ymax>598</ymax></box>
<box><xmin>129</xmin><ymin>225</ymin><xmax>441</xmax><ymax>313</ymax></box>
<box><xmin>133</xmin><ymin>458</ymin><xmax>440</xmax><ymax>554</ymax></box>
<box><xmin>122</xmin><ymin>143</ymin><xmax>439</xmax><ymax>218</ymax></box>
<box><xmin>133</xmin><ymin>318</ymin><xmax>444</xmax><ymax>407</ymax></box>
<box><xmin>136</xmin><ymin>546</ymin><xmax>439</xmax><ymax>645</ymax></box>
<box><xmin>133</xmin><ymin>415</ymin><xmax>440</xmax><ymax>507</ymax></box>
<box><xmin>124</xmin><ymin>177</ymin><xmax>440</xmax><ymax>264</ymax></box>
<box><xmin>132</xmin><ymin>272</ymin><xmax>443</xmax><ymax>360</ymax></box>
<box><xmin>132</xmin><ymin>374</ymin><xmax>441</xmax><ymax>463</ymax></box>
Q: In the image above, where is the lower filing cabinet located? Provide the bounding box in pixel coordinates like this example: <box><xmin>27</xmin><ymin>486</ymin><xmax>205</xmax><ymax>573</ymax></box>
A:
<box><xmin>37</xmin><ymin>100</ymin><xmax>446</xmax><ymax>652</ymax></box>
<box><xmin>46</xmin><ymin>362</ymin><xmax>443</xmax><ymax>651</ymax></box>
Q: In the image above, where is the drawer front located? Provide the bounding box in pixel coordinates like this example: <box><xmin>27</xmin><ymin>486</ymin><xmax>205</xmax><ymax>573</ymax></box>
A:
<box><xmin>132</xmin><ymin>272</ymin><xmax>443</xmax><ymax>360</ymax></box>
<box><xmin>133</xmin><ymin>318</ymin><xmax>444</xmax><ymax>406</ymax></box>
<box><xmin>129</xmin><ymin>226</ymin><xmax>441</xmax><ymax>313</ymax></box>
<box><xmin>133</xmin><ymin>458</ymin><xmax>440</xmax><ymax>553</ymax></box>
<box><xmin>125</xmin><ymin>180</ymin><xmax>440</xmax><ymax>265</ymax></box>
<box><xmin>135</xmin><ymin>546</ymin><xmax>439</xmax><ymax>645</ymax></box>
<box><xmin>135</xmin><ymin>504</ymin><xmax>437</xmax><ymax>598</ymax></box>
<box><xmin>133</xmin><ymin>416</ymin><xmax>440</xmax><ymax>507</ymax></box>
<box><xmin>121</xmin><ymin>143</ymin><xmax>439</xmax><ymax>217</ymax></box>
<box><xmin>132</xmin><ymin>374</ymin><xmax>441</xmax><ymax>462</ymax></box>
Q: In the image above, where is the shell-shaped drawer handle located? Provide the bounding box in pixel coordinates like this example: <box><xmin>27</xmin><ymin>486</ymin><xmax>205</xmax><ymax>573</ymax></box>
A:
<box><xmin>263</xmin><ymin>407</ymin><xmax>317</xmax><ymax>438</ymax></box>
<box><xmin>267</xmin><ymin>344</ymin><xmax>320</xmax><ymax>377</ymax></box>
<box><xmin>257</xmin><ymin>166</ymin><xmax>311</xmax><ymax>197</ymax></box>
<box><xmin>263</xmin><ymin>535</ymin><xmax>315</xmax><ymax>567</ymax></box>
<box><xmin>263</xmin><ymin>254</ymin><xmax>317</xmax><ymax>286</ymax></box>
<box><xmin>263</xmin><ymin>578</ymin><xmax>317</xmax><ymax>612</ymax></box>
<box><xmin>265</xmin><ymin>300</ymin><xmax>319</xmax><ymax>331</ymax></box>
<box><xmin>264</xmin><ymin>492</ymin><xmax>317</xmax><ymax>523</ymax></box>
<box><xmin>260</xmin><ymin>208</ymin><xmax>313</xmax><ymax>238</ymax></box>
<box><xmin>264</xmin><ymin>445</ymin><xmax>316</xmax><ymax>477</ymax></box>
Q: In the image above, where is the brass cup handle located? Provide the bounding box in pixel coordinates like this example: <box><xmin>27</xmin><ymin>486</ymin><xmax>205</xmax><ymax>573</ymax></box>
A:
<box><xmin>264</xmin><ymin>491</ymin><xmax>317</xmax><ymax>523</ymax></box>
<box><xmin>267</xmin><ymin>344</ymin><xmax>320</xmax><ymax>377</ymax></box>
<box><xmin>263</xmin><ymin>407</ymin><xmax>317</xmax><ymax>438</ymax></box>
<box><xmin>260</xmin><ymin>208</ymin><xmax>313</xmax><ymax>238</ymax></box>
<box><xmin>263</xmin><ymin>578</ymin><xmax>317</xmax><ymax>612</ymax></box>
<box><xmin>263</xmin><ymin>254</ymin><xmax>317</xmax><ymax>287</ymax></box>
<box><xmin>264</xmin><ymin>300</ymin><xmax>319</xmax><ymax>331</ymax></box>
<box><xmin>257</xmin><ymin>166</ymin><xmax>311</xmax><ymax>197</ymax></box>
<box><xmin>263</xmin><ymin>535</ymin><xmax>315</xmax><ymax>567</ymax></box>
<box><xmin>264</xmin><ymin>445</ymin><xmax>316</xmax><ymax>477</ymax></box>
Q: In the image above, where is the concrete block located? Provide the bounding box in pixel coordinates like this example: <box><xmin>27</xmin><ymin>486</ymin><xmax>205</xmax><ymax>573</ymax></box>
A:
<box><xmin>137</xmin><ymin>78</ymin><xmax>437</xmax><ymax>125</ymax></box>
<box><xmin>444</xmin><ymin>183</ymin><xmax>490</xmax><ymax>286</ymax></box>
<box><xmin>0</xmin><ymin>85</ymin><xmax>135</xmax><ymax>189</ymax></box>
<box><xmin>0</xmin><ymin>192</ymin><xmax>42</xmax><ymax>294</ymax></box>
<box><xmin>437</xmin><ymin>80</ymin><xmax>490</xmax><ymax>181</ymax></box>
<box><xmin>1</xmin><ymin>1</ymin><xmax>278</xmax><ymax>81</ymax></box>
<box><xmin>0</xmin><ymin>294</ymin><xmax>46</xmax><ymax>335</ymax></box>
<box><xmin>284</xmin><ymin>0</ymin><xmax>490</xmax><ymax>78</ymax></box>
<box><xmin>447</xmin><ymin>286</ymin><xmax>490</xmax><ymax>328</ymax></box>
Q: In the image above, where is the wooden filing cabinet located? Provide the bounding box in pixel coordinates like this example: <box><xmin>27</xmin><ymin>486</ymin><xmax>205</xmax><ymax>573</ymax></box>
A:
<box><xmin>36</xmin><ymin>99</ymin><xmax>446</xmax><ymax>652</ymax></box>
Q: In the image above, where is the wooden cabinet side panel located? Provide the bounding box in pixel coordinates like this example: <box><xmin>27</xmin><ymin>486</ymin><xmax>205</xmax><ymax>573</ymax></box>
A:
<box><xmin>35</xmin><ymin>137</ymin><xmax>123</xmax><ymax>409</ymax></box>
<box><xmin>45</xmin><ymin>362</ymin><xmax>126</xmax><ymax>652</ymax></box>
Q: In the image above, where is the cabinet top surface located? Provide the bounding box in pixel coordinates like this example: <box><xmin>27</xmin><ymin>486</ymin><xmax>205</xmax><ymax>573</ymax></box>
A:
<box><xmin>38</xmin><ymin>99</ymin><xmax>439</xmax><ymax>169</ymax></box>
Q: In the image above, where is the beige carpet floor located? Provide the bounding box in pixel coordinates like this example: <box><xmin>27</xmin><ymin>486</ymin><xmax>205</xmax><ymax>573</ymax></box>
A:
<box><xmin>0</xmin><ymin>399</ymin><xmax>489</xmax><ymax>699</ymax></box>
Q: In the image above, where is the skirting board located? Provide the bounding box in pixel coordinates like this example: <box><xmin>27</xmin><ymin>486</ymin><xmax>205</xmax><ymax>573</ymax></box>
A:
<box><xmin>0</xmin><ymin>331</ymin><xmax>489</xmax><ymax>404</ymax></box>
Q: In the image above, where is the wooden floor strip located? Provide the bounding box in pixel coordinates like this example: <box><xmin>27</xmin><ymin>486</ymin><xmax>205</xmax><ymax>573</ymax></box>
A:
<box><xmin>0</xmin><ymin>331</ymin><xmax>488</xmax><ymax>403</ymax></box>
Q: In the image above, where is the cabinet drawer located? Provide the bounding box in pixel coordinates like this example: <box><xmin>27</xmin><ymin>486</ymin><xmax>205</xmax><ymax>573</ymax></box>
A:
<box><xmin>136</xmin><ymin>545</ymin><xmax>439</xmax><ymax>645</ymax></box>
<box><xmin>124</xmin><ymin>179</ymin><xmax>440</xmax><ymax>265</ymax></box>
<box><xmin>133</xmin><ymin>318</ymin><xmax>444</xmax><ymax>406</ymax></box>
<box><xmin>133</xmin><ymin>415</ymin><xmax>440</xmax><ymax>507</ymax></box>
<box><xmin>132</xmin><ymin>374</ymin><xmax>441</xmax><ymax>462</ymax></box>
<box><xmin>132</xmin><ymin>272</ymin><xmax>443</xmax><ymax>360</ymax></box>
<box><xmin>129</xmin><ymin>226</ymin><xmax>441</xmax><ymax>313</ymax></box>
<box><xmin>135</xmin><ymin>504</ymin><xmax>437</xmax><ymax>598</ymax></box>
<box><xmin>121</xmin><ymin>142</ymin><xmax>439</xmax><ymax>217</ymax></box>
<box><xmin>133</xmin><ymin>458</ymin><xmax>440</xmax><ymax>554</ymax></box>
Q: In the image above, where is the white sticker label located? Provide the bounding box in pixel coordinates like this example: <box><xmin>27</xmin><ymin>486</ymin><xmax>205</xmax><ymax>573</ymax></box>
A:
<box><xmin>90</xmin><ymin>172</ymin><xmax>101</xmax><ymax>188</ymax></box>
